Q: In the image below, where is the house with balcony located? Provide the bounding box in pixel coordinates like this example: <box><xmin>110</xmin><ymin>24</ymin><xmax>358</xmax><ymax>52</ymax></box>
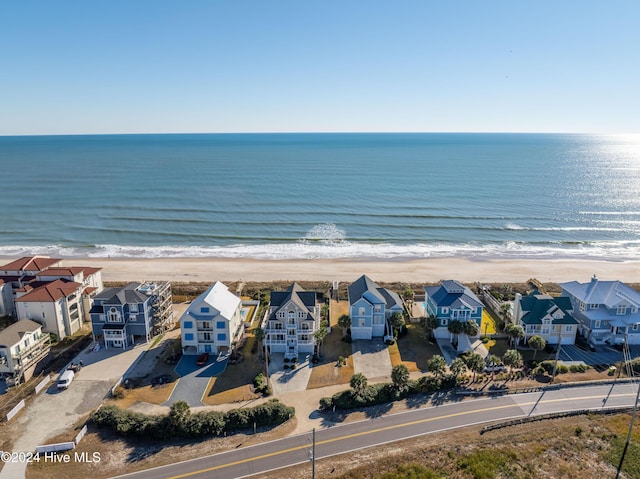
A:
<box><xmin>0</xmin><ymin>319</ymin><xmax>51</xmax><ymax>383</ymax></box>
<box><xmin>0</xmin><ymin>256</ymin><xmax>62</xmax><ymax>316</ymax></box>
<box><xmin>180</xmin><ymin>282</ymin><xmax>243</xmax><ymax>356</ymax></box>
<box><xmin>560</xmin><ymin>275</ymin><xmax>640</xmax><ymax>346</ymax></box>
<box><xmin>36</xmin><ymin>266</ymin><xmax>103</xmax><ymax>321</ymax></box>
<box><xmin>15</xmin><ymin>279</ymin><xmax>85</xmax><ymax>340</ymax></box>
<box><xmin>424</xmin><ymin>280</ymin><xmax>483</xmax><ymax>352</ymax></box>
<box><xmin>347</xmin><ymin>275</ymin><xmax>403</xmax><ymax>340</ymax></box>
<box><xmin>90</xmin><ymin>281</ymin><xmax>172</xmax><ymax>349</ymax></box>
<box><xmin>264</xmin><ymin>283</ymin><xmax>320</xmax><ymax>359</ymax></box>
<box><xmin>513</xmin><ymin>291</ymin><xmax>578</xmax><ymax>346</ymax></box>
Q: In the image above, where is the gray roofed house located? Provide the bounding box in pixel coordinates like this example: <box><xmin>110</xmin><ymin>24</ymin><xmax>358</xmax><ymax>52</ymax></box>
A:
<box><xmin>0</xmin><ymin>318</ymin><xmax>51</xmax><ymax>383</ymax></box>
<box><xmin>513</xmin><ymin>291</ymin><xmax>578</xmax><ymax>345</ymax></box>
<box><xmin>560</xmin><ymin>275</ymin><xmax>640</xmax><ymax>346</ymax></box>
<box><xmin>348</xmin><ymin>275</ymin><xmax>403</xmax><ymax>340</ymax></box>
<box><xmin>264</xmin><ymin>283</ymin><xmax>321</xmax><ymax>359</ymax></box>
<box><xmin>90</xmin><ymin>281</ymin><xmax>173</xmax><ymax>349</ymax></box>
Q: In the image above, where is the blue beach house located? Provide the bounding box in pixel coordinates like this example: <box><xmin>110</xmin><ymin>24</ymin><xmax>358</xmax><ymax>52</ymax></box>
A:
<box><xmin>560</xmin><ymin>276</ymin><xmax>640</xmax><ymax>347</ymax></box>
<box><xmin>90</xmin><ymin>281</ymin><xmax>173</xmax><ymax>349</ymax></box>
<box><xmin>348</xmin><ymin>275</ymin><xmax>403</xmax><ymax>340</ymax></box>
<box><xmin>424</xmin><ymin>280</ymin><xmax>483</xmax><ymax>352</ymax></box>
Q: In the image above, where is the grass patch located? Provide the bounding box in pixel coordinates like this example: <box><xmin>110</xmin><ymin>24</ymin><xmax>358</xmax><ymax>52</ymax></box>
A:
<box><xmin>308</xmin><ymin>326</ymin><xmax>353</xmax><ymax>389</ymax></box>
<box><xmin>110</xmin><ymin>383</ymin><xmax>176</xmax><ymax>409</ymax></box>
<box><xmin>395</xmin><ymin>323</ymin><xmax>440</xmax><ymax>372</ymax></box>
<box><xmin>487</xmin><ymin>338</ymin><xmax>509</xmax><ymax>357</ymax></box>
<box><xmin>456</xmin><ymin>448</ymin><xmax>519</xmax><ymax>479</ymax></box>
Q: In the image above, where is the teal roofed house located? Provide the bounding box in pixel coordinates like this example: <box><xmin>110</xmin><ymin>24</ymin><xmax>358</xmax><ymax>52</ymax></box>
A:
<box><xmin>513</xmin><ymin>291</ymin><xmax>578</xmax><ymax>346</ymax></box>
<box><xmin>424</xmin><ymin>280</ymin><xmax>483</xmax><ymax>352</ymax></box>
<box><xmin>560</xmin><ymin>275</ymin><xmax>640</xmax><ymax>347</ymax></box>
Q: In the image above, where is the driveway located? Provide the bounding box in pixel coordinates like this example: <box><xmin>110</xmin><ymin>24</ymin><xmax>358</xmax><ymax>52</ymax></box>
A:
<box><xmin>164</xmin><ymin>355</ymin><xmax>228</xmax><ymax>407</ymax></box>
<box><xmin>351</xmin><ymin>340</ymin><xmax>392</xmax><ymax>380</ymax></box>
<box><xmin>268</xmin><ymin>353</ymin><xmax>313</xmax><ymax>396</ymax></box>
<box><xmin>0</xmin><ymin>341</ymin><xmax>148</xmax><ymax>479</ymax></box>
<box><xmin>558</xmin><ymin>344</ymin><xmax>639</xmax><ymax>369</ymax></box>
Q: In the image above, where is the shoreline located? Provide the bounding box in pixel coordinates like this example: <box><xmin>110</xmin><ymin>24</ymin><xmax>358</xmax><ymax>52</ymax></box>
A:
<box><xmin>4</xmin><ymin>256</ymin><xmax>636</xmax><ymax>284</ymax></box>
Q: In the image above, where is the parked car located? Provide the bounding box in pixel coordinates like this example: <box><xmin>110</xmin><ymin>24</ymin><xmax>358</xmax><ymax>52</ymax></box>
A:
<box><xmin>484</xmin><ymin>362</ymin><xmax>507</xmax><ymax>373</ymax></box>
<box><xmin>57</xmin><ymin>369</ymin><xmax>75</xmax><ymax>390</ymax></box>
<box><xmin>196</xmin><ymin>352</ymin><xmax>209</xmax><ymax>366</ymax></box>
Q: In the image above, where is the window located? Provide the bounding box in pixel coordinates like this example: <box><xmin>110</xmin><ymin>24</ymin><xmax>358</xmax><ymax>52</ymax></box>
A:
<box><xmin>595</xmin><ymin>320</ymin><xmax>601</xmax><ymax>329</ymax></box>
<box><xmin>542</xmin><ymin>328</ymin><xmax>549</xmax><ymax>335</ymax></box>
<box><xmin>107</xmin><ymin>307</ymin><xmax>121</xmax><ymax>323</ymax></box>
<box><xmin>130</xmin><ymin>303</ymin><xmax>138</xmax><ymax>313</ymax></box>
<box><xmin>216</xmin><ymin>321</ymin><xmax>225</xmax><ymax>329</ymax></box>
<box><xmin>442</xmin><ymin>307</ymin><xmax>449</xmax><ymax>314</ymax></box>
<box><xmin>358</xmin><ymin>307</ymin><xmax>365</xmax><ymax>316</ymax></box>
<box><xmin>374</xmin><ymin>305</ymin><xmax>381</xmax><ymax>313</ymax></box>
<box><xmin>275</xmin><ymin>323</ymin><xmax>283</xmax><ymax>330</ymax></box>
<box><xmin>565</xmin><ymin>325</ymin><xmax>573</xmax><ymax>332</ymax></box>
<box><xmin>590</xmin><ymin>304</ymin><xmax>599</xmax><ymax>309</ymax></box>
<box><xmin>202</xmin><ymin>332</ymin><xmax>212</xmax><ymax>341</ymax></box>
<box><xmin>579</xmin><ymin>301</ymin><xmax>585</xmax><ymax>312</ymax></box>
<box><xmin>617</xmin><ymin>305</ymin><xmax>627</xmax><ymax>315</ymax></box>
<box><xmin>183</xmin><ymin>321</ymin><xmax>193</xmax><ymax>329</ymax></box>
<box><xmin>633</xmin><ymin>324</ymin><xmax>639</xmax><ymax>331</ymax></box>
<box><xmin>217</xmin><ymin>333</ymin><xmax>226</xmax><ymax>341</ymax></box>
<box><xmin>129</xmin><ymin>315</ymin><xmax>137</xmax><ymax>322</ymax></box>
<box><xmin>441</xmin><ymin>319</ymin><xmax>448</xmax><ymax>326</ymax></box>
<box><xmin>374</xmin><ymin>316</ymin><xmax>383</xmax><ymax>324</ymax></box>
<box><xmin>200</xmin><ymin>307</ymin><xmax>210</xmax><ymax>313</ymax></box>
<box><xmin>185</xmin><ymin>333</ymin><xmax>194</xmax><ymax>341</ymax></box>
<box><xmin>287</xmin><ymin>329</ymin><xmax>295</xmax><ymax>336</ymax></box>
<box><xmin>359</xmin><ymin>319</ymin><xmax>365</xmax><ymax>327</ymax></box>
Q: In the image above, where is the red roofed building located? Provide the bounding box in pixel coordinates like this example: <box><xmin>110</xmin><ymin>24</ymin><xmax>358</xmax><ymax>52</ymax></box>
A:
<box><xmin>0</xmin><ymin>256</ymin><xmax>63</xmax><ymax>316</ymax></box>
<box><xmin>15</xmin><ymin>279</ymin><xmax>86</xmax><ymax>339</ymax></box>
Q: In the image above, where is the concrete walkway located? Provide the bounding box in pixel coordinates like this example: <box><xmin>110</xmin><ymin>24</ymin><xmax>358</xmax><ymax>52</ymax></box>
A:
<box><xmin>351</xmin><ymin>340</ymin><xmax>392</xmax><ymax>380</ymax></box>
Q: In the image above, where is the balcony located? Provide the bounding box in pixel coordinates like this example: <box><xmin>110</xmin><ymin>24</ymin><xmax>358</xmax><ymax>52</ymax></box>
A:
<box><xmin>11</xmin><ymin>334</ymin><xmax>51</xmax><ymax>372</ymax></box>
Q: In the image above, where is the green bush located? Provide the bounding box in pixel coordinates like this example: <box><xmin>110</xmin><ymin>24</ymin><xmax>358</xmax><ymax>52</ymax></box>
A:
<box><xmin>91</xmin><ymin>399</ymin><xmax>294</xmax><ymax>439</ymax></box>
<box><xmin>569</xmin><ymin>363</ymin><xmax>589</xmax><ymax>373</ymax></box>
<box><xmin>319</xmin><ymin>397</ymin><xmax>333</xmax><ymax>410</ymax></box>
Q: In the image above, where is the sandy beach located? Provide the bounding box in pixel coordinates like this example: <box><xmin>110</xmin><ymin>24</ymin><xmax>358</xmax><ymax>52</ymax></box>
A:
<box><xmin>12</xmin><ymin>256</ymin><xmax>636</xmax><ymax>284</ymax></box>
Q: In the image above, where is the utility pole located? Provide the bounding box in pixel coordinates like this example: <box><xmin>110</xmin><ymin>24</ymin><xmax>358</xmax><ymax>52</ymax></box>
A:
<box><xmin>310</xmin><ymin>427</ymin><xmax>316</xmax><ymax>479</ymax></box>
<box><xmin>551</xmin><ymin>325</ymin><xmax>562</xmax><ymax>382</ymax></box>
<box><xmin>615</xmin><ymin>381</ymin><xmax>640</xmax><ymax>479</ymax></box>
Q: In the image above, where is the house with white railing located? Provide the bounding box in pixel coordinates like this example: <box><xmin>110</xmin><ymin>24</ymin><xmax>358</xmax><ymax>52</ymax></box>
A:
<box><xmin>560</xmin><ymin>275</ymin><xmax>640</xmax><ymax>346</ymax></box>
<box><xmin>180</xmin><ymin>282</ymin><xmax>243</xmax><ymax>355</ymax></box>
<box><xmin>264</xmin><ymin>283</ymin><xmax>320</xmax><ymax>360</ymax></box>
<box><xmin>513</xmin><ymin>291</ymin><xmax>578</xmax><ymax>345</ymax></box>
<box><xmin>0</xmin><ymin>319</ymin><xmax>50</xmax><ymax>383</ymax></box>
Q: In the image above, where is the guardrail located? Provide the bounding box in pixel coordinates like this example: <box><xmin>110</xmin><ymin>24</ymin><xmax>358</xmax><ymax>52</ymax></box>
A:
<box><xmin>6</xmin><ymin>400</ymin><xmax>25</xmax><ymax>421</ymax></box>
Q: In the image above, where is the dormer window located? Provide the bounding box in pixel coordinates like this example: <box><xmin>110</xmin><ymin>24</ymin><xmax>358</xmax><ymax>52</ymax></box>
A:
<box><xmin>107</xmin><ymin>307</ymin><xmax>121</xmax><ymax>323</ymax></box>
<box><xmin>617</xmin><ymin>305</ymin><xmax>627</xmax><ymax>315</ymax></box>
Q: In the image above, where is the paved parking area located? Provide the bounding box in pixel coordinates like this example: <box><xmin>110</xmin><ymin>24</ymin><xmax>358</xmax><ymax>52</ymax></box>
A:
<box><xmin>351</xmin><ymin>340</ymin><xmax>392</xmax><ymax>380</ymax></box>
<box><xmin>268</xmin><ymin>353</ymin><xmax>313</xmax><ymax>395</ymax></box>
<box><xmin>163</xmin><ymin>355</ymin><xmax>229</xmax><ymax>407</ymax></box>
<box><xmin>559</xmin><ymin>344</ymin><xmax>639</xmax><ymax>367</ymax></box>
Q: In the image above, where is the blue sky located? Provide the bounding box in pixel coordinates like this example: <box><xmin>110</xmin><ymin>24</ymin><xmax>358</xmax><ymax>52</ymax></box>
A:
<box><xmin>2</xmin><ymin>1</ymin><xmax>639</xmax><ymax>134</ymax></box>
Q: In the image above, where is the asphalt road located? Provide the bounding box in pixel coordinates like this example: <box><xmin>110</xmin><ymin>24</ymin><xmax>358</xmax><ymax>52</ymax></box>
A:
<box><xmin>113</xmin><ymin>382</ymin><xmax>639</xmax><ymax>479</ymax></box>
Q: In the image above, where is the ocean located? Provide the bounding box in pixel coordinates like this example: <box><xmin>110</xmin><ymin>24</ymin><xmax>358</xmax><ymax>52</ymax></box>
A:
<box><xmin>1</xmin><ymin>133</ymin><xmax>639</xmax><ymax>260</ymax></box>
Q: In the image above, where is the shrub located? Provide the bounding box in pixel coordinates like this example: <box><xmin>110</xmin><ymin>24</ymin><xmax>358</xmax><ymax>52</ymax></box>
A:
<box><xmin>112</xmin><ymin>386</ymin><xmax>126</xmax><ymax>400</ymax></box>
<box><xmin>319</xmin><ymin>397</ymin><xmax>333</xmax><ymax>410</ymax></box>
<box><xmin>569</xmin><ymin>363</ymin><xmax>589</xmax><ymax>373</ymax></box>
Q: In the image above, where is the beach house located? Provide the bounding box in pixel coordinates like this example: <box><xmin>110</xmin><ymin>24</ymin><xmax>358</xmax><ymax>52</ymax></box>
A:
<box><xmin>0</xmin><ymin>256</ymin><xmax>62</xmax><ymax>316</ymax></box>
<box><xmin>35</xmin><ymin>266</ymin><xmax>103</xmax><ymax>321</ymax></box>
<box><xmin>348</xmin><ymin>275</ymin><xmax>403</xmax><ymax>340</ymax></box>
<box><xmin>0</xmin><ymin>318</ymin><xmax>51</xmax><ymax>383</ymax></box>
<box><xmin>513</xmin><ymin>291</ymin><xmax>578</xmax><ymax>346</ymax></box>
<box><xmin>424</xmin><ymin>280</ymin><xmax>483</xmax><ymax>352</ymax></box>
<box><xmin>264</xmin><ymin>283</ymin><xmax>320</xmax><ymax>359</ymax></box>
<box><xmin>90</xmin><ymin>281</ymin><xmax>173</xmax><ymax>348</ymax></box>
<box><xmin>15</xmin><ymin>279</ymin><xmax>86</xmax><ymax>340</ymax></box>
<box><xmin>180</xmin><ymin>282</ymin><xmax>243</xmax><ymax>356</ymax></box>
<box><xmin>560</xmin><ymin>276</ymin><xmax>640</xmax><ymax>346</ymax></box>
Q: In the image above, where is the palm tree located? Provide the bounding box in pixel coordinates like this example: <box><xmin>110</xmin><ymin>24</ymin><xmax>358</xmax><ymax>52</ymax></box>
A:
<box><xmin>450</xmin><ymin>357</ymin><xmax>467</xmax><ymax>380</ymax></box>
<box><xmin>502</xmin><ymin>349</ymin><xmax>523</xmax><ymax>373</ymax></box>
<box><xmin>426</xmin><ymin>354</ymin><xmax>446</xmax><ymax>377</ymax></box>
<box><xmin>391</xmin><ymin>364</ymin><xmax>410</xmax><ymax>392</ymax></box>
<box><xmin>463</xmin><ymin>319</ymin><xmax>479</xmax><ymax>338</ymax></box>
<box><xmin>500</xmin><ymin>302</ymin><xmax>512</xmax><ymax>323</ymax></box>
<box><xmin>254</xmin><ymin>327</ymin><xmax>265</xmax><ymax>357</ymax></box>
<box><xmin>424</xmin><ymin>315</ymin><xmax>439</xmax><ymax>340</ymax></box>
<box><xmin>485</xmin><ymin>354</ymin><xmax>502</xmax><ymax>378</ymax></box>
<box><xmin>314</xmin><ymin>320</ymin><xmax>329</xmax><ymax>357</ymax></box>
<box><xmin>389</xmin><ymin>312</ymin><xmax>406</xmax><ymax>336</ymax></box>
<box><xmin>504</xmin><ymin>323</ymin><xmax>524</xmax><ymax>348</ymax></box>
<box><xmin>447</xmin><ymin>319</ymin><xmax>465</xmax><ymax>347</ymax></box>
<box><xmin>464</xmin><ymin>352</ymin><xmax>485</xmax><ymax>382</ymax></box>
<box><xmin>350</xmin><ymin>373</ymin><xmax>368</xmax><ymax>399</ymax></box>
<box><xmin>338</xmin><ymin>314</ymin><xmax>351</xmax><ymax>338</ymax></box>
<box><xmin>528</xmin><ymin>335</ymin><xmax>546</xmax><ymax>360</ymax></box>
